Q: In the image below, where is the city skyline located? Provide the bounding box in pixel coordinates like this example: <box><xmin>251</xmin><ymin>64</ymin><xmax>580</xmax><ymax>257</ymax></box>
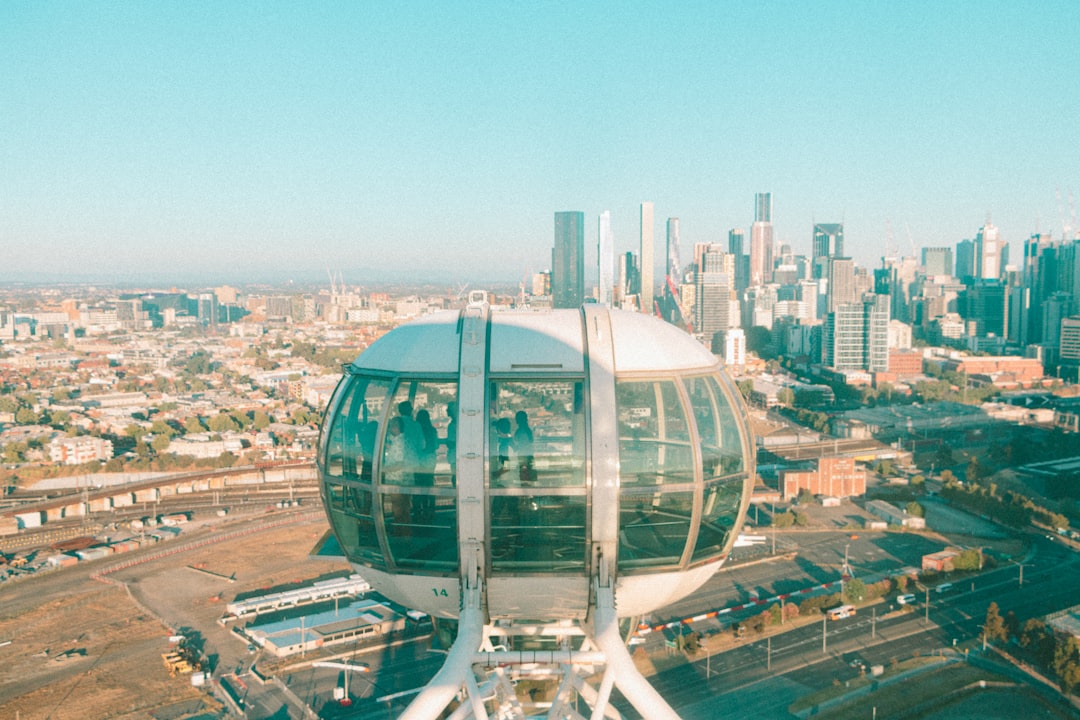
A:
<box><xmin>3</xmin><ymin>2</ymin><xmax>1080</xmax><ymax>284</ymax></box>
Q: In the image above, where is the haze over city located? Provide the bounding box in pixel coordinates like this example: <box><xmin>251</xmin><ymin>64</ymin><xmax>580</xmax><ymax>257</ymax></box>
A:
<box><xmin>4</xmin><ymin>1</ymin><xmax>1080</xmax><ymax>284</ymax></box>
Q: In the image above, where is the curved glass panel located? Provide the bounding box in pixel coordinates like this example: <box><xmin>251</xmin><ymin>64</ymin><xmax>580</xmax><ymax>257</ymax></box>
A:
<box><xmin>712</xmin><ymin>375</ymin><xmax>747</xmax><ymax>475</ymax></box>
<box><xmin>617</xmin><ymin>378</ymin><xmax>695</xmax><ymax>570</ymax></box>
<box><xmin>616</xmin><ymin>379</ymin><xmax>694</xmax><ymax>486</ymax></box>
<box><xmin>693</xmin><ymin>476</ymin><xmax>746</xmax><ymax>563</ymax></box>
<box><xmin>687</xmin><ymin>374</ymin><xmax>749</xmax><ymax>563</ymax></box>
<box><xmin>378</xmin><ymin>379</ymin><xmax>459</xmax><ymax>572</ymax></box>
<box><xmin>323</xmin><ymin>374</ymin><xmax>391</xmax><ymax>482</ymax></box>
<box><xmin>325</xmin><ymin>481</ymin><xmax>383</xmax><ymax>566</ymax></box>
<box><xmin>617</xmin><ymin>489</ymin><xmax>693</xmax><ymax>568</ymax></box>
<box><xmin>380</xmin><ymin>379</ymin><xmax>458</xmax><ymax>487</ymax></box>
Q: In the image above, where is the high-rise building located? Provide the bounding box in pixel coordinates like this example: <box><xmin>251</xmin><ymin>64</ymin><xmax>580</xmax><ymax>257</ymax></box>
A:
<box><xmin>695</xmin><ymin>245</ymin><xmax>734</xmax><ymax>340</ymax></box>
<box><xmin>822</xmin><ymin>294</ymin><xmax>890</xmax><ymax>372</ymax></box>
<box><xmin>728</xmin><ymin>228</ymin><xmax>749</xmax><ymax>293</ymax></box>
<box><xmin>812</xmin><ymin>223</ymin><xmax>844</xmax><ymax>279</ymax></box>
<box><xmin>750</xmin><ymin>193</ymin><xmax>774</xmax><ymax>286</ymax></box>
<box><xmin>922</xmin><ymin>247</ymin><xmax>954</xmax><ymax>277</ymax></box>
<box><xmin>956</xmin><ymin>239</ymin><xmax>975</xmax><ymax>282</ymax></box>
<box><xmin>975</xmin><ymin>223</ymin><xmax>1003</xmax><ymax>281</ymax></box>
<box><xmin>553</xmin><ymin>211</ymin><xmax>585</xmax><ymax>309</ymax></box>
<box><xmin>827</xmin><ymin>257</ymin><xmax>857</xmax><ymax>312</ymax></box>
<box><xmin>640</xmin><ymin>202</ymin><xmax>655</xmax><ymax>314</ymax></box>
<box><xmin>597</xmin><ymin>211</ymin><xmax>614</xmax><ymax>307</ymax></box>
<box><xmin>662</xmin><ymin>217</ymin><xmax>686</xmax><ymax>326</ymax></box>
<box><xmin>962</xmin><ymin>281</ymin><xmax>1008</xmax><ymax>337</ymax></box>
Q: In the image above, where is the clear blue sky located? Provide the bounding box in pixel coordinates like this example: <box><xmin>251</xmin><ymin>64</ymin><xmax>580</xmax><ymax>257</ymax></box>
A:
<box><xmin>3</xmin><ymin>1</ymin><xmax>1079</xmax><ymax>285</ymax></box>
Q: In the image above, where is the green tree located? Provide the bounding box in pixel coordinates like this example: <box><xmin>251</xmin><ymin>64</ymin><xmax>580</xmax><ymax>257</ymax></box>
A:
<box><xmin>772</xmin><ymin>511</ymin><xmax>795</xmax><ymax>528</ymax></box>
<box><xmin>0</xmin><ymin>396</ymin><xmax>19</xmax><ymax>413</ymax></box>
<box><xmin>208</xmin><ymin>413</ymin><xmax>241</xmax><ymax>433</ymax></box>
<box><xmin>910</xmin><ymin>475</ymin><xmax>925</xmax><ymax>490</ymax></box>
<box><xmin>184</xmin><ymin>416</ymin><xmax>206</xmax><ymax>434</ymax></box>
<box><xmin>183</xmin><ymin>350</ymin><xmax>213</xmax><ymax>375</ymax></box>
<box><xmin>15</xmin><ymin>407</ymin><xmax>39</xmax><ymax>424</ymax></box>
<box><xmin>3</xmin><ymin>441</ymin><xmax>28</xmax><ymax>463</ymax></box>
<box><xmin>125</xmin><ymin>424</ymin><xmax>148</xmax><ymax>441</ymax></box>
<box><xmin>252</xmin><ymin>410</ymin><xmax>271</xmax><ymax>430</ymax></box>
<box><xmin>776</xmin><ymin>388</ymin><xmax>795</xmax><ymax>406</ymax></box>
<box><xmin>843</xmin><ymin>578</ymin><xmax>867</xmax><ymax>604</ymax></box>
<box><xmin>48</xmin><ymin>410</ymin><xmax>71</xmax><ymax>429</ymax></box>
<box><xmin>954</xmin><ymin>548</ymin><xmax>982</xmax><ymax>571</ymax></box>
<box><xmin>150</xmin><ymin>419</ymin><xmax>177</xmax><ymax>437</ymax></box>
<box><xmin>736</xmin><ymin>380</ymin><xmax>753</xmax><ymax>400</ymax></box>
<box><xmin>151</xmin><ymin>434</ymin><xmax>172</xmax><ymax>453</ymax></box>
<box><xmin>1053</xmin><ymin>636</ymin><xmax>1080</xmax><ymax>695</ymax></box>
<box><xmin>984</xmin><ymin>602</ymin><xmax>1008</xmax><ymax>643</ymax></box>
<box><xmin>906</xmin><ymin>501</ymin><xmax>925</xmax><ymax>518</ymax></box>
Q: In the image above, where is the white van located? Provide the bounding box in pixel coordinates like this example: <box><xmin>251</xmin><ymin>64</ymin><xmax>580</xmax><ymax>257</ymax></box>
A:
<box><xmin>935</xmin><ymin>583</ymin><xmax>953</xmax><ymax>593</ymax></box>
<box><xmin>897</xmin><ymin>593</ymin><xmax>917</xmax><ymax>605</ymax></box>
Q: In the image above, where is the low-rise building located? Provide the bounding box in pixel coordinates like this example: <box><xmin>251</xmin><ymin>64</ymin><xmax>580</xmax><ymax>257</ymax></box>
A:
<box><xmin>781</xmin><ymin>456</ymin><xmax>866</xmax><ymax>500</ymax></box>
<box><xmin>865</xmin><ymin>499</ymin><xmax>926</xmax><ymax>529</ymax></box>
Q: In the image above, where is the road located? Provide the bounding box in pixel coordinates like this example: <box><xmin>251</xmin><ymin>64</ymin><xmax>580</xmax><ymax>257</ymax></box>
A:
<box><xmin>621</xmin><ymin>539</ymin><xmax>1080</xmax><ymax>718</ymax></box>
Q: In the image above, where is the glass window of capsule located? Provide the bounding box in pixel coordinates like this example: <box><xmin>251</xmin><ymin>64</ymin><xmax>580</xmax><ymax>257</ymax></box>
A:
<box><xmin>320</xmin><ymin>369</ymin><xmax>748</xmax><ymax>576</ymax></box>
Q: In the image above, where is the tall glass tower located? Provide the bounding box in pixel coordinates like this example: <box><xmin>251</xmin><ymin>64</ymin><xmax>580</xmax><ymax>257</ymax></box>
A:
<box><xmin>553</xmin><ymin>211</ymin><xmax>585</xmax><ymax>308</ymax></box>
<box><xmin>640</xmin><ymin>202</ymin><xmax>655</xmax><ymax>313</ymax></box>
<box><xmin>598</xmin><ymin>210</ymin><xmax>614</xmax><ymax>306</ymax></box>
<box><xmin>750</xmin><ymin>193</ymin><xmax>774</xmax><ymax>286</ymax></box>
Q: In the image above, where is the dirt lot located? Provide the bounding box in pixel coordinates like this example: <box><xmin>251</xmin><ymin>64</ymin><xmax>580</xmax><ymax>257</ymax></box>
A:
<box><xmin>0</xmin><ymin>512</ymin><xmax>350</xmax><ymax>720</ymax></box>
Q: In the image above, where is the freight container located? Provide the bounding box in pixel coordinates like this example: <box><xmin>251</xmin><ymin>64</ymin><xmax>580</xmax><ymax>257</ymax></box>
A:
<box><xmin>14</xmin><ymin>511</ymin><xmax>44</xmax><ymax>530</ymax></box>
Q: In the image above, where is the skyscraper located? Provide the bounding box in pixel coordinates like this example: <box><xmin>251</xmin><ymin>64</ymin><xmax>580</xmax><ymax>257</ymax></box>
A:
<box><xmin>827</xmin><ymin>257</ymin><xmax>857</xmax><ymax>312</ymax></box>
<box><xmin>640</xmin><ymin>202</ymin><xmax>655</xmax><ymax>314</ymax></box>
<box><xmin>662</xmin><ymin>217</ymin><xmax>686</xmax><ymax>326</ymax></box>
<box><xmin>922</xmin><ymin>247</ymin><xmax>954</xmax><ymax>277</ymax></box>
<box><xmin>597</xmin><ymin>211</ymin><xmax>614</xmax><ymax>306</ymax></box>
<box><xmin>812</xmin><ymin>223</ymin><xmax>844</xmax><ymax>259</ymax></box>
<box><xmin>750</xmin><ymin>193</ymin><xmax>774</xmax><ymax>286</ymax></box>
<box><xmin>695</xmin><ymin>244</ymin><xmax>734</xmax><ymax>340</ymax></box>
<box><xmin>812</xmin><ymin>223</ymin><xmax>844</xmax><ymax>279</ymax></box>
<box><xmin>823</xmin><ymin>294</ymin><xmax>890</xmax><ymax>372</ymax></box>
<box><xmin>729</xmin><ymin>228</ymin><xmax>749</xmax><ymax>292</ymax></box>
<box><xmin>975</xmin><ymin>222</ymin><xmax>1003</xmax><ymax>281</ymax></box>
<box><xmin>956</xmin><ymin>239</ymin><xmax>975</xmax><ymax>282</ymax></box>
<box><xmin>553</xmin><ymin>211</ymin><xmax>585</xmax><ymax>309</ymax></box>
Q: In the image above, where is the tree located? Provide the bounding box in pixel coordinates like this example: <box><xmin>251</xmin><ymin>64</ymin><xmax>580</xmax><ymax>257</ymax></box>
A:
<box><xmin>184</xmin><ymin>416</ymin><xmax>206</xmax><ymax>434</ymax></box>
<box><xmin>3</xmin><ymin>441</ymin><xmax>27</xmax><ymax>464</ymax></box>
<box><xmin>906</xmin><ymin>501</ymin><xmax>925</xmax><ymax>518</ymax></box>
<box><xmin>252</xmin><ymin>410</ymin><xmax>271</xmax><ymax>430</ymax></box>
<box><xmin>0</xmin><ymin>396</ymin><xmax>19</xmax><ymax>413</ymax></box>
<box><xmin>736</xmin><ymin>380</ymin><xmax>753</xmax><ymax>401</ymax></box>
<box><xmin>150</xmin><ymin>420</ymin><xmax>177</xmax><ymax>438</ymax></box>
<box><xmin>776</xmin><ymin>388</ymin><xmax>795</xmax><ymax>406</ymax></box>
<box><xmin>910</xmin><ymin>475</ymin><xmax>926</xmax><ymax>490</ymax></box>
<box><xmin>125</xmin><ymin>424</ymin><xmax>148</xmax><ymax>441</ymax></box>
<box><xmin>772</xmin><ymin>511</ymin><xmax>795</xmax><ymax>528</ymax></box>
<box><xmin>1053</xmin><ymin>636</ymin><xmax>1080</xmax><ymax>695</ymax></box>
<box><xmin>954</xmin><ymin>548</ymin><xmax>982</xmax><ymax>571</ymax></box>
<box><xmin>151</xmin><ymin>435</ymin><xmax>172</xmax><ymax>453</ymax></box>
<box><xmin>48</xmin><ymin>410</ymin><xmax>71</xmax><ymax>429</ymax></box>
<box><xmin>15</xmin><ymin>407</ymin><xmax>39</xmax><ymax>425</ymax></box>
<box><xmin>984</xmin><ymin>602</ymin><xmax>1007</xmax><ymax>643</ymax></box>
<box><xmin>207</xmin><ymin>413</ymin><xmax>240</xmax><ymax>433</ymax></box>
<box><xmin>843</xmin><ymin>578</ymin><xmax>867</xmax><ymax>604</ymax></box>
<box><xmin>183</xmin><ymin>350</ymin><xmax>213</xmax><ymax>375</ymax></box>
